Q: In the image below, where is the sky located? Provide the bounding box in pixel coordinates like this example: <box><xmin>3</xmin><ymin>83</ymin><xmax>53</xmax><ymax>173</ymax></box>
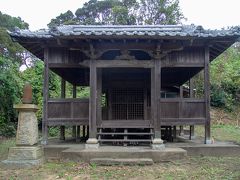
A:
<box><xmin>0</xmin><ymin>0</ymin><xmax>240</xmax><ymax>30</ymax></box>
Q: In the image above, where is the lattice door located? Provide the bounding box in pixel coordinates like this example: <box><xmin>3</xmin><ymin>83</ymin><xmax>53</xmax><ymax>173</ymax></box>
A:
<box><xmin>111</xmin><ymin>88</ymin><xmax>144</xmax><ymax>120</ymax></box>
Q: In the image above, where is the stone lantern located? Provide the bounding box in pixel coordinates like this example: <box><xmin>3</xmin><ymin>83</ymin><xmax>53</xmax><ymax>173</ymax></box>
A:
<box><xmin>2</xmin><ymin>83</ymin><xmax>44</xmax><ymax>168</ymax></box>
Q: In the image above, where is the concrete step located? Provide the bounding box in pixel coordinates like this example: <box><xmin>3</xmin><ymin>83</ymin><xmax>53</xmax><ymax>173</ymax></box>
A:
<box><xmin>90</xmin><ymin>158</ymin><xmax>153</xmax><ymax>166</ymax></box>
<box><xmin>60</xmin><ymin>147</ymin><xmax>187</xmax><ymax>162</ymax></box>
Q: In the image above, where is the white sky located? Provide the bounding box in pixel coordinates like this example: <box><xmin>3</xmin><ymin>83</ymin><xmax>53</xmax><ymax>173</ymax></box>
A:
<box><xmin>0</xmin><ymin>0</ymin><xmax>240</xmax><ymax>30</ymax></box>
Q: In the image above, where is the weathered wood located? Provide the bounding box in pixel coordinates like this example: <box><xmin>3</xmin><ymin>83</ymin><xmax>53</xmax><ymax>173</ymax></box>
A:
<box><xmin>89</xmin><ymin>60</ymin><xmax>97</xmax><ymax>138</ymax></box>
<box><xmin>48</xmin><ymin>99</ymin><xmax>89</xmax><ymax>119</ymax></box>
<box><xmin>72</xmin><ymin>85</ymin><xmax>77</xmax><ymax>138</ymax></box>
<box><xmin>179</xmin><ymin>86</ymin><xmax>183</xmax><ymax>119</ymax></box>
<box><xmin>144</xmin><ymin>79</ymin><xmax>148</xmax><ymax>120</ymax></box>
<box><xmin>83</xmin><ymin>125</ymin><xmax>86</xmax><ymax>138</ymax></box>
<box><xmin>49</xmin><ymin>63</ymin><xmax>89</xmax><ymax>68</ymax></box>
<box><xmin>189</xmin><ymin>125</ymin><xmax>194</xmax><ymax>140</ymax></box>
<box><xmin>97</xmin><ymin>69</ymin><xmax>102</xmax><ymax>126</ymax></box>
<box><xmin>189</xmin><ymin>78</ymin><xmax>195</xmax><ymax>140</ymax></box>
<box><xmin>60</xmin><ymin>78</ymin><xmax>66</xmax><ymax>140</ymax></box>
<box><xmin>101</xmin><ymin>120</ymin><xmax>151</xmax><ymax>128</ymax></box>
<box><xmin>163</xmin><ymin>47</ymin><xmax>205</xmax><ymax>67</ymax></box>
<box><xmin>155</xmin><ymin>59</ymin><xmax>161</xmax><ymax>138</ymax></box>
<box><xmin>204</xmin><ymin>46</ymin><xmax>211</xmax><ymax>143</ymax></box>
<box><xmin>72</xmin><ymin>126</ymin><xmax>76</xmax><ymax>138</ymax></box>
<box><xmin>72</xmin><ymin>85</ymin><xmax>77</xmax><ymax>98</ymax></box>
<box><xmin>161</xmin><ymin>118</ymin><xmax>205</xmax><ymax>126</ymax></box>
<box><xmin>189</xmin><ymin>79</ymin><xmax>194</xmax><ymax>98</ymax></box>
<box><xmin>160</xmin><ymin>100</ymin><xmax>205</xmax><ymax>119</ymax></box>
<box><xmin>42</xmin><ymin>48</ymin><xmax>49</xmax><ymax>144</ymax></box>
<box><xmin>47</xmin><ymin>118</ymin><xmax>88</xmax><ymax>126</ymax></box>
<box><xmin>60</xmin><ymin>126</ymin><xmax>65</xmax><ymax>140</ymax></box>
<box><xmin>95</xmin><ymin>60</ymin><xmax>154</xmax><ymax>68</ymax></box>
<box><xmin>76</xmin><ymin>126</ymin><xmax>80</xmax><ymax>142</ymax></box>
<box><xmin>151</xmin><ymin>66</ymin><xmax>155</xmax><ymax>127</ymax></box>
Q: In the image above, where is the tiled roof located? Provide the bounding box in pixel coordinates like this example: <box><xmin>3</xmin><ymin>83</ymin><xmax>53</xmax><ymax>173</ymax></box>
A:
<box><xmin>9</xmin><ymin>25</ymin><xmax>240</xmax><ymax>39</ymax></box>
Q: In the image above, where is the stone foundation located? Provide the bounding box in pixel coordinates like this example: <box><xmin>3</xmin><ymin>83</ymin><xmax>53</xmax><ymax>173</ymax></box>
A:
<box><xmin>2</xmin><ymin>146</ymin><xmax>44</xmax><ymax>168</ymax></box>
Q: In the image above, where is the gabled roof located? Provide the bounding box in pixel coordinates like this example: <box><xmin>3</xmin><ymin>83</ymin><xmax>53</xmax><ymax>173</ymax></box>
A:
<box><xmin>10</xmin><ymin>24</ymin><xmax>240</xmax><ymax>39</ymax></box>
<box><xmin>8</xmin><ymin>24</ymin><xmax>240</xmax><ymax>60</ymax></box>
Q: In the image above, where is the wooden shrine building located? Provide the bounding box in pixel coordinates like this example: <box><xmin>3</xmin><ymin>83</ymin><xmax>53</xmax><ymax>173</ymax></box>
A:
<box><xmin>10</xmin><ymin>25</ymin><xmax>240</xmax><ymax>148</ymax></box>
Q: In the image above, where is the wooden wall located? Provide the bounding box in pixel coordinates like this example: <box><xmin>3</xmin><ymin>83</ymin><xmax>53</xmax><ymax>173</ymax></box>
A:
<box><xmin>47</xmin><ymin>98</ymin><xmax>89</xmax><ymax>126</ymax></box>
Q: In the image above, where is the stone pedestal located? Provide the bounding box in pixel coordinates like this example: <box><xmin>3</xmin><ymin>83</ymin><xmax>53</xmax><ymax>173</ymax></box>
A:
<box><xmin>85</xmin><ymin>138</ymin><xmax>99</xmax><ymax>149</ymax></box>
<box><xmin>14</xmin><ymin>104</ymin><xmax>39</xmax><ymax>146</ymax></box>
<box><xmin>151</xmin><ymin>138</ymin><xmax>165</xmax><ymax>150</ymax></box>
<box><xmin>2</xmin><ymin>104</ymin><xmax>44</xmax><ymax>168</ymax></box>
<box><xmin>2</xmin><ymin>146</ymin><xmax>44</xmax><ymax>168</ymax></box>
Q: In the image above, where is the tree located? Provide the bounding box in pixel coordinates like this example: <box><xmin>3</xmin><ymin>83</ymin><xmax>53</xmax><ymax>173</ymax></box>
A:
<box><xmin>210</xmin><ymin>46</ymin><xmax>240</xmax><ymax>110</ymax></box>
<box><xmin>0</xmin><ymin>11</ymin><xmax>30</xmax><ymax>65</ymax></box>
<box><xmin>0</xmin><ymin>11</ymin><xmax>28</xmax><ymax>31</ymax></box>
<box><xmin>0</xmin><ymin>56</ymin><xmax>22</xmax><ymax>136</ymax></box>
<box><xmin>48</xmin><ymin>0</ymin><xmax>184</xmax><ymax>27</ymax></box>
<box><xmin>138</xmin><ymin>0</ymin><xmax>184</xmax><ymax>25</ymax></box>
<box><xmin>48</xmin><ymin>10</ymin><xmax>76</xmax><ymax>28</ymax></box>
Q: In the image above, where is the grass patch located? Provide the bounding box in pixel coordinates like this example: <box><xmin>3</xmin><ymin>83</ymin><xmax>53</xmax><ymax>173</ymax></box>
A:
<box><xmin>196</xmin><ymin>124</ymin><xmax>240</xmax><ymax>143</ymax></box>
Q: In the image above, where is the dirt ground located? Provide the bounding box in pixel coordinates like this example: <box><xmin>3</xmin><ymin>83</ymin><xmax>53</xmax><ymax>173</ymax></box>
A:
<box><xmin>0</xmin><ymin>156</ymin><xmax>240</xmax><ymax>180</ymax></box>
<box><xmin>1</xmin><ymin>136</ymin><xmax>240</xmax><ymax>180</ymax></box>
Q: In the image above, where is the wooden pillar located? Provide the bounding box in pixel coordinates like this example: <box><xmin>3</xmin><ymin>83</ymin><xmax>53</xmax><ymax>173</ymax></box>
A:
<box><xmin>60</xmin><ymin>78</ymin><xmax>66</xmax><ymax>140</ymax></box>
<box><xmin>189</xmin><ymin>79</ymin><xmax>194</xmax><ymax>98</ymax></box>
<box><xmin>179</xmin><ymin>126</ymin><xmax>184</xmax><ymax>136</ymax></box>
<box><xmin>179</xmin><ymin>86</ymin><xmax>184</xmax><ymax>136</ymax></box>
<box><xmin>42</xmin><ymin>48</ymin><xmax>49</xmax><ymax>145</ymax></box>
<box><xmin>76</xmin><ymin>126</ymin><xmax>80</xmax><ymax>142</ymax></box>
<box><xmin>151</xmin><ymin>59</ymin><xmax>164</xmax><ymax>147</ymax></box>
<box><xmin>96</xmin><ymin>69</ymin><xmax>102</xmax><ymax>126</ymax></box>
<box><xmin>88</xmin><ymin>60</ymin><xmax>97</xmax><ymax>139</ymax></box>
<box><xmin>189</xmin><ymin>79</ymin><xmax>195</xmax><ymax>140</ymax></box>
<box><xmin>87</xmin><ymin>126</ymin><xmax>89</xmax><ymax>138</ymax></box>
<box><xmin>83</xmin><ymin>125</ymin><xmax>86</xmax><ymax>138</ymax></box>
<box><xmin>72</xmin><ymin>85</ymin><xmax>77</xmax><ymax>139</ymax></box>
<box><xmin>173</xmin><ymin>126</ymin><xmax>177</xmax><ymax>139</ymax></box>
<box><xmin>204</xmin><ymin>47</ymin><xmax>211</xmax><ymax>144</ymax></box>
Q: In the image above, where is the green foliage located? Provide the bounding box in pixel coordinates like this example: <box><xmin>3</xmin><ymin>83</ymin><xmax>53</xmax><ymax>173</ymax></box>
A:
<box><xmin>210</xmin><ymin>45</ymin><xmax>240</xmax><ymax>110</ymax></box>
<box><xmin>0</xmin><ymin>12</ymin><xmax>29</xmax><ymax>136</ymax></box>
<box><xmin>22</xmin><ymin>60</ymin><xmax>61</xmax><ymax>120</ymax></box>
<box><xmin>0</xmin><ymin>11</ymin><xmax>29</xmax><ymax>31</ymax></box>
<box><xmin>48</xmin><ymin>10</ymin><xmax>75</xmax><ymax>28</ymax></box>
<box><xmin>48</xmin><ymin>0</ymin><xmax>184</xmax><ymax>27</ymax></box>
<box><xmin>0</xmin><ymin>56</ymin><xmax>22</xmax><ymax>137</ymax></box>
<box><xmin>48</xmin><ymin>127</ymin><xmax>60</xmax><ymax>137</ymax></box>
<box><xmin>0</xmin><ymin>11</ymin><xmax>29</xmax><ymax>63</ymax></box>
<box><xmin>139</xmin><ymin>0</ymin><xmax>184</xmax><ymax>25</ymax></box>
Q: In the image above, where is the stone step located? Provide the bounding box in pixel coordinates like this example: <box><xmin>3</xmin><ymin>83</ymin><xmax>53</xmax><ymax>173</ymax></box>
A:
<box><xmin>90</xmin><ymin>158</ymin><xmax>154</xmax><ymax>166</ymax></box>
<box><xmin>60</xmin><ymin>147</ymin><xmax>187</xmax><ymax>162</ymax></box>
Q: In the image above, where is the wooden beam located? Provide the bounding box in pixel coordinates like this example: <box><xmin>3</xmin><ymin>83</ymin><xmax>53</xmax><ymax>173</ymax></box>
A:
<box><xmin>204</xmin><ymin>46</ymin><xmax>211</xmax><ymax>143</ymax></box>
<box><xmin>161</xmin><ymin>63</ymin><xmax>204</xmax><ymax>68</ymax></box>
<box><xmin>42</xmin><ymin>48</ymin><xmax>49</xmax><ymax>145</ymax></box>
<box><xmin>95</xmin><ymin>60</ymin><xmax>154</xmax><ymax>68</ymax></box>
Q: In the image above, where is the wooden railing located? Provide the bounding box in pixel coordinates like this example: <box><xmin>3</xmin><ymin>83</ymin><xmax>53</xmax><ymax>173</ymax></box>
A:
<box><xmin>160</xmin><ymin>98</ymin><xmax>206</xmax><ymax>125</ymax></box>
<box><xmin>47</xmin><ymin>98</ymin><xmax>89</xmax><ymax>126</ymax></box>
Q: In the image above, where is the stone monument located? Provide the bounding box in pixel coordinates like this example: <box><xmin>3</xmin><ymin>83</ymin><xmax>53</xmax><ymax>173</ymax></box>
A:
<box><xmin>2</xmin><ymin>83</ymin><xmax>44</xmax><ymax>168</ymax></box>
